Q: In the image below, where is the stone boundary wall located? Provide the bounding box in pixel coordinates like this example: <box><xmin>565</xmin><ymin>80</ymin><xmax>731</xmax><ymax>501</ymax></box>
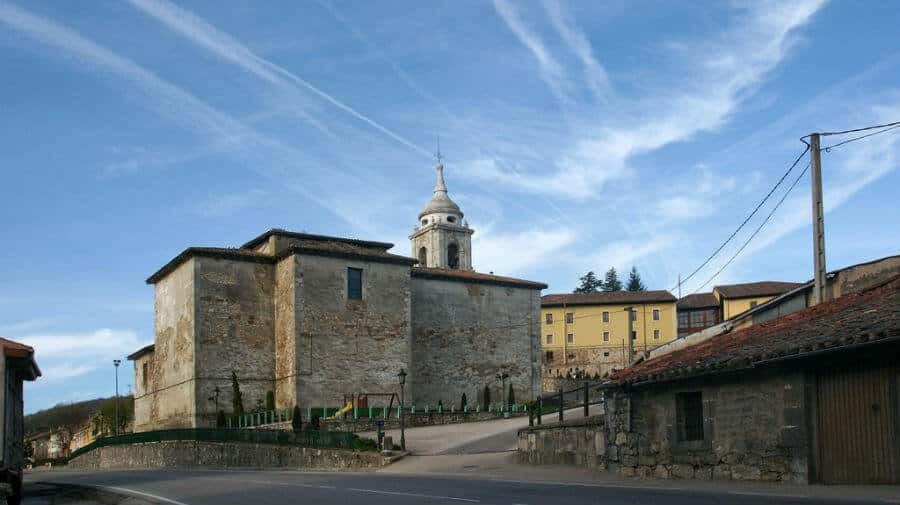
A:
<box><xmin>255</xmin><ymin>410</ymin><xmax>527</xmax><ymax>432</ymax></box>
<box><xmin>67</xmin><ymin>441</ymin><xmax>388</xmax><ymax>471</ymax></box>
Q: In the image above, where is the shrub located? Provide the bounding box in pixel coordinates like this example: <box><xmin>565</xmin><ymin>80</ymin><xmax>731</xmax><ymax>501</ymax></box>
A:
<box><xmin>291</xmin><ymin>405</ymin><xmax>302</xmax><ymax>432</ymax></box>
<box><xmin>460</xmin><ymin>393</ymin><xmax>467</xmax><ymax>411</ymax></box>
<box><xmin>352</xmin><ymin>435</ymin><xmax>379</xmax><ymax>452</ymax></box>
<box><xmin>482</xmin><ymin>385</ymin><xmax>490</xmax><ymax>411</ymax></box>
<box><xmin>265</xmin><ymin>391</ymin><xmax>275</xmax><ymax>411</ymax></box>
<box><xmin>231</xmin><ymin>372</ymin><xmax>244</xmax><ymax>418</ymax></box>
<box><xmin>507</xmin><ymin>384</ymin><xmax>515</xmax><ymax>407</ymax></box>
<box><xmin>216</xmin><ymin>410</ymin><xmax>226</xmax><ymax>428</ymax></box>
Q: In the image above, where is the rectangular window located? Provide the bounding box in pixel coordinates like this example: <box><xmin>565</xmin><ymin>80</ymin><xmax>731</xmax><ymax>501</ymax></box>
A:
<box><xmin>347</xmin><ymin>267</ymin><xmax>363</xmax><ymax>300</ymax></box>
<box><xmin>629</xmin><ymin>309</ymin><xmax>637</xmax><ymax>322</ymax></box>
<box><xmin>565</xmin><ymin>312</ymin><xmax>574</xmax><ymax>324</ymax></box>
<box><xmin>678</xmin><ymin>313</ymin><xmax>689</xmax><ymax>328</ymax></box>
<box><xmin>652</xmin><ymin>308</ymin><xmax>660</xmax><ymax>321</ymax></box>
<box><xmin>545</xmin><ymin>313</ymin><xmax>553</xmax><ymax>324</ymax></box>
<box><xmin>676</xmin><ymin>392</ymin><xmax>704</xmax><ymax>441</ymax></box>
<box><xmin>545</xmin><ymin>350</ymin><xmax>554</xmax><ymax>361</ymax></box>
<box><xmin>654</xmin><ymin>329</ymin><xmax>660</xmax><ymax>339</ymax></box>
<box><xmin>631</xmin><ymin>330</ymin><xmax>637</xmax><ymax>340</ymax></box>
<box><xmin>603</xmin><ymin>352</ymin><xmax>610</xmax><ymax>357</ymax></box>
<box><xmin>566</xmin><ymin>333</ymin><xmax>574</xmax><ymax>344</ymax></box>
<box><xmin>602</xmin><ymin>311</ymin><xmax>609</xmax><ymax>323</ymax></box>
<box><xmin>546</xmin><ymin>334</ymin><xmax>553</xmax><ymax>344</ymax></box>
<box><xmin>602</xmin><ymin>331</ymin><xmax>610</xmax><ymax>342</ymax></box>
<box><xmin>690</xmin><ymin>311</ymin><xmax>704</xmax><ymax>326</ymax></box>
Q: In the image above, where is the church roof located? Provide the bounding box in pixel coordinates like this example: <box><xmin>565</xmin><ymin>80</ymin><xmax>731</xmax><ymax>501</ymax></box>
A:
<box><xmin>412</xmin><ymin>267</ymin><xmax>547</xmax><ymax>289</ymax></box>
<box><xmin>278</xmin><ymin>242</ymin><xmax>416</xmax><ymax>265</ymax></box>
<box><xmin>146</xmin><ymin>247</ymin><xmax>274</xmax><ymax>284</ymax></box>
<box><xmin>242</xmin><ymin>228</ymin><xmax>393</xmax><ymax>251</ymax></box>
<box><xmin>419</xmin><ymin>163</ymin><xmax>462</xmax><ymax>219</ymax></box>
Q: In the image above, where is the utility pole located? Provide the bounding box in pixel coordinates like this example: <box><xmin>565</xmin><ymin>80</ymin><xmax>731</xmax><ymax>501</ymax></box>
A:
<box><xmin>624</xmin><ymin>307</ymin><xmax>634</xmax><ymax>366</ymax></box>
<box><xmin>809</xmin><ymin>133</ymin><xmax>828</xmax><ymax>306</ymax></box>
<box><xmin>113</xmin><ymin>359</ymin><xmax>121</xmax><ymax>437</ymax></box>
<box><xmin>677</xmin><ymin>274</ymin><xmax>682</xmax><ymax>299</ymax></box>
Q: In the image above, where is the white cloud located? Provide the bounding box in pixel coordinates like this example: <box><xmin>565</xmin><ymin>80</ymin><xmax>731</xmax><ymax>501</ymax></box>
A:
<box><xmin>471</xmin><ymin>224</ymin><xmax>578</xmax><ymax>275</ymax></box>
<box><xmin>542</xmin><ymin>0</ymin><xmax>612</xmax><ymax>102</ymax></box>
<box><xmin>193</xmin><ymin>189</ymin><xmax>268</xmax><ymax>217</ymax></box>
<box><xmin>0</xmin><ymin>318</ymin><xmax>52</xmax><ymax>334</ymax></box>
<box><xmin>17</xmin><ymin>328</ymin><xmax>147</xmax><ymax>382</ymax></box>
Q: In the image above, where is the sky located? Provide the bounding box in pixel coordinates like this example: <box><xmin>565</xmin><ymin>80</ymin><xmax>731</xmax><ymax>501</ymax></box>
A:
<box><xmin>1</xmin><ymin>0</ymin><xmax>899</xmax><ymax>414</ymax></box>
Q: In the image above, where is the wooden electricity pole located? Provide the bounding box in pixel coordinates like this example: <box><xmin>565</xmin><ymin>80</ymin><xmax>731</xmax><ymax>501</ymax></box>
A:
<box><xmin>809</xmin><ymin>133</ymin><xmax>828</xmax><ymax>305</ymax></box>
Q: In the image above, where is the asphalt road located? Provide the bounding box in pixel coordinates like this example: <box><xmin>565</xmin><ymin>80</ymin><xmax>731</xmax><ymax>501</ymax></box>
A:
<box><xmin>26</xmin><ymin>469</ymin><xmax>894</xmax><ymax>505</ymax></box>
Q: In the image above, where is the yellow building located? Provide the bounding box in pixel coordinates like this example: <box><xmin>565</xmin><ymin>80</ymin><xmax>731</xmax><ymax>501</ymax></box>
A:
<box><xmin>540</xmin><ymin>290</ymin><xmax>677</xmax><ymax>387</ymax></box>
<box><xmin>712</xmin><ymin>281</ymin><xmax>802</xmax><ymax>320</ymax></box>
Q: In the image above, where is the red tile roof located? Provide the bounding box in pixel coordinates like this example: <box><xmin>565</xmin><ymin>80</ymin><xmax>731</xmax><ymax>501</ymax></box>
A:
<box><xmin>412</xmin><ymin>267</ymin><xmax>547</xmax><ymax>289</ymax></box>
<box><xmin>713</xmin><ymin>281</ymin><xmax>803</xmax><ymax>299</ymax></box>
<box><xmin>611</xmin><ymin>275</ymin><xmax>900</xmax><ymax>387</ymax></box>
<box><xmin>542</xmin><ymin>290</ymin><xmax>676</xmax><ymax>307</ymax></box>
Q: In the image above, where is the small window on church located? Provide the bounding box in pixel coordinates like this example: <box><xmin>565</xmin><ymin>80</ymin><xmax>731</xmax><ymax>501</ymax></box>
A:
<box><xmin>447</xmin><ymin>216</ymin><xmax>456</xmax><ymax>223</ymax></box>
<box><xmin>418</xmin><ymin>247</ymin><xmax>427</xmax><ymax>266</ymax></box>
<box><xmin>347</xmin><ymin>267</ymin><xmax>363</xmax><ymax>300</ymax></box>
<box><xmin>421</xmin><ymin>219</ymin><xmax>428</xmax><ymax>225</ymax></box>
<box><xmin>447</xmin><ymin>243</ymin><xmax>459</xmax><ymax>269</ymax></box>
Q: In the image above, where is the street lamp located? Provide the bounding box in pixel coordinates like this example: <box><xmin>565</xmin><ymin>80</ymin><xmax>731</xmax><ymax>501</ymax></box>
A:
<box><xmin>113</xmin><ymin>359</ymin><xmax>121</xmax><ymax>437</ymax></box>
<box><xmin>397</xmin><ymin>368</ymin><xmax>407</xmax><ymax>452</ymax></box>
<box><xmin>208</xmin><ymin>386</ymin><xmax>221</xmax><ymax>427</ymax></box>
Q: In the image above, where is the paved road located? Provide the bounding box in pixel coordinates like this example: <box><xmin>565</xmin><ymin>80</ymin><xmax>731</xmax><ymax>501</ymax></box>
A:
<box><xmin>26</xmin><ymin>469</ymin><xmax>895</xmax><ymax>505</ymax></box>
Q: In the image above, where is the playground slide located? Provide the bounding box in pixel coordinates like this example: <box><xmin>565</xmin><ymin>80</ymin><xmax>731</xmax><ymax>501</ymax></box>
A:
<box><xmin>327</xmin><ymin>401</ymin><xmax>354</xmax><ymax>419</ymax></box>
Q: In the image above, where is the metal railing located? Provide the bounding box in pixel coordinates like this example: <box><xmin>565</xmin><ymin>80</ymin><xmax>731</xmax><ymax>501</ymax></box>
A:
<box><xmin>69</xmin><ymin>428</ymin><xmax>355</xmax><ymax>460</ymax></box>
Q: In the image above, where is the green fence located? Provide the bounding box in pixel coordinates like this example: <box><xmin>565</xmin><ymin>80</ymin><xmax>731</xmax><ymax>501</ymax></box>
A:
<box><xmin>69</xmin><ymin>428</ymin><xmax>355</xmax><ymax>460</ymax></box>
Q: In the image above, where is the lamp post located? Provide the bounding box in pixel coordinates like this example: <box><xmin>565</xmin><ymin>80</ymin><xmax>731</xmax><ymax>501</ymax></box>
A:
<box><xmin>397</xmin><ymin>368</ymin><xmax>407</xmax><ymax>452</ymax></box>
<box><xmin>495</xmin><ymin>370</ymin><xmax>509</xmax><ymax>418</ymax></box>
<box><xmin>113</xmin><ymin>359</ymin><xmax>121</xmax><ymax>437</ymax></box>
<box><xmin>208</xmin><ymin>386</ymin><xmax>221</xmax><ymax>427</ymax></box>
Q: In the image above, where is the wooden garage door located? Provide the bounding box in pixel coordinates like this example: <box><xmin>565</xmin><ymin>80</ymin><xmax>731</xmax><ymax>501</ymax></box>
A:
<box><xmin>816</xmin><ymin>360</ymin><xmax>899</xmax><ymax>484</ymax></box>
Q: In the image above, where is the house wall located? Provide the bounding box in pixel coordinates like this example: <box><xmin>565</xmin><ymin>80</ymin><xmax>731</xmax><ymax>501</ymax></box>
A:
<box><xmin>274</xmin><ymin>255</ymin><xmax>301</xmax><ymax>409</ymax></box>
<box><xmin>410</xmin><ymin>278</ymin><xmax>541</xmax><ymax>407</ymax></box>
<box><xmin>193</xmin><ymin>256</ymin><xmax>276</xmax><ymax>426</ymax></box>
<box><xmin>721</xmin><ymin>296</ymin><xmax>775</xmax><ymax>320</ymax></box>
<box><xmin>540</xmin><ymin>302</ymin><xmax>677</xmax><ymax>383</ymax></box>
<box><xmin>295</xmin><ymin>255</ymin><xmax>412</xmax><ymax>410</ymax></box>
<box><xmin>135</xmin><ymin>259</ymin><xmax>196</xmax><ymax>432</ymax></box>
<box><xmin>520</xmin><ymin>367</ymin><xmax>810</xmax><ymax>483</ymax></box>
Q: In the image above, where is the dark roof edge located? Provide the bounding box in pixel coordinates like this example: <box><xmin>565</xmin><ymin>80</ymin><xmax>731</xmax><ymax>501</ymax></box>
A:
<box><xmin>277</xmin><ymin>244</ymin><xmax>417</xmax><ymax>266</ymax></box>
<box><xmin>146</xmin><ymin>248</ymin><xmax>274</xmax><ymax>284</ymax></box>
<box><xmin>542</xmin><ymin>295</ymin><xmax>676</xmax><ymax>307</ymax></box>
<box><xmin>127</xmin><ymin>343</ymin><xmax>155</xmax><ymax>361</ymax></box>
<box><xmin>411</xmin><ymin>269</ymin><xmax>547</xmax><ymax>289</ymax></box>
<box><xmin>241</xmin><ymin>228</ymin><xmax>394</xmax><ymax>251</ymax></box>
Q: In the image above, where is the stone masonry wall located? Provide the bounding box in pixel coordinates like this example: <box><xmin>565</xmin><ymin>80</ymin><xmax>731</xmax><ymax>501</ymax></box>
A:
<box><xmin>194</xmin><ymin>256</ymin><xmax>276</xmax><ymax>426</ymax></box>
<box><xmin>274</xmin><ymin>255</ymin><xmax>301</xmax><ymax>409</ymax></box>
<box><xmin>411</xmin><ymin>278</ymin><xmax>542</xmax><ymax>407</ymax></box>
<box><xmin>519</xmin><ymin>367</ymin><xmax>809</xmax><ymax>483</ymax></box>
<box><xmin>296</xmin><ymin>254</ymin><xmax>412</xmax><ymax>409</ymax></box>
<box><xmin>67</xmin><ymin>441</ymin><xmax>387</xmax><ymax>470</ymax></box>
<box><xmin>135</xmin><ymin>259</ymin><xmax>196</xmax><ymax>431</ymax></box>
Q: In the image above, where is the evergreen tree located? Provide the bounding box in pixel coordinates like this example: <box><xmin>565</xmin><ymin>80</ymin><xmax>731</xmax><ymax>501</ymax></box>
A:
<box><xmin>460</xmin><ymin>393</ymin><xmax>468</xmax><ymax>411</ymax></box>
<box><xmin>265</xmin><ymin>390</ymin><xmax>275</xmax><ymax>411</ymax></box>
<box><xmin>626</xmin><ymin>266</ymin><xmax>647</xmax><ymax>292</ymax></box>
<box><xmin>216</xmin><ymin>410</ymin><xmax>226</xmax><ymax>428</ymax></box>
<box><xmin>231</xmin><ymin>372</ymin><xmax>244</xmax><ymax>417</ymax></box>
<box><xmin>482</xmin><ymin>385</ymin><xmax>491</xmax><ymax>410</ymax></box>
<box><xmin>291</xmin><ymin>405</ymin><xmax>302</xmax><ymax>432</ymax></box>
<box><xmin>507</xmin><ymin>384</ymin><xmax>515</xmax><ymax>407</ymax></box>
<box><xmin>573</xmin><ymin>271</ymin><xmax>602</xmax><ymax>293</ymax></box>
<box><xmin>602</xmin><ymin>267</ymin><xmax>623</xmax><ymax>292</ymax></box>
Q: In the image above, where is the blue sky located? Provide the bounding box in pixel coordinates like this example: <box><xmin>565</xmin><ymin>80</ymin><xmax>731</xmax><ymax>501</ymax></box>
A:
<box><xmin>1</xmin><ymin>0</ymin><xmax>898</xmax><ymax>413</ymax></box>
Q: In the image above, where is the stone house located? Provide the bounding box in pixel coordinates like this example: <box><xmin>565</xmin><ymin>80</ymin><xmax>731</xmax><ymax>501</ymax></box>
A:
<box><xmin>520</xmin><ymin>273</ymin><xmax>900</xmax><ymax>484</ymax></box>
<box><xmin>129</xmin><ymin>162</ymin><xmax>546</xmax><ymax>431</ymax></box>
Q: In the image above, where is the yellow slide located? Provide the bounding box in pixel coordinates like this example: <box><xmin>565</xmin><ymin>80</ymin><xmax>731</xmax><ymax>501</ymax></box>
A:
<box><xmin>328</xmin><ymin>401</ymin><xmax>354</xmax><ymax>419</ymax></box>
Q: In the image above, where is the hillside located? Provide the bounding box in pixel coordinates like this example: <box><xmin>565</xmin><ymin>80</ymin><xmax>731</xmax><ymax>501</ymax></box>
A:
<box><xmin>25</xmin><ymin>395</ymin><xmax>134</xmax><ymax>435</ymax></box>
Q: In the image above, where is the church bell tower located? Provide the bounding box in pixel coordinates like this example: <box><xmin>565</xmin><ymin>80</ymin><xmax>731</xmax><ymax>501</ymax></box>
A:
<box><xmin>410</xmin><ymin>161</ymin><xmax>474</xmax><ymax>270</ymax></box>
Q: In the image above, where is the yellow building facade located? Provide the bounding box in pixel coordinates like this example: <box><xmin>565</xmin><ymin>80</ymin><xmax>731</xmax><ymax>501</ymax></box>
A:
<box><xmin>713</xmin><ymin>281</ymin><xmax>803</xmax><ymax>320</ymax></box>
<box><xmin>540</xmin><ymin>290</ymin><xmax>677</xmax><ymax>389</ymax></box>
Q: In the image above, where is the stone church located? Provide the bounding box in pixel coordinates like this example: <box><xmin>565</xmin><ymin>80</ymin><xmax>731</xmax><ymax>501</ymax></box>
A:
<box><xmin>128</xmin><ymin>162</ymin><xmax>546</xmax><ymax>431</ymax></box>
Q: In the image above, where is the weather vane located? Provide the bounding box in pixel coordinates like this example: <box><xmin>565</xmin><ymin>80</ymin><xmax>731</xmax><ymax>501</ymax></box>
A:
<box><xmin>435</xmin><ymin>136</ymin><xmax>443</xmax><ymax>164</ymax></box>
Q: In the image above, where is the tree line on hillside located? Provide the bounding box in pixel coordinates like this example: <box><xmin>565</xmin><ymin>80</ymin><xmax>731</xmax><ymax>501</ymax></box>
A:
<box><xmin>25</xmin><ymin>395</ymin><xmax>134</xmax><ymax>436</ymax></box>
<box><xmin>574</xmin><ymin>266</ymin><xmax>646</xmax><ymax>293</ymax></box>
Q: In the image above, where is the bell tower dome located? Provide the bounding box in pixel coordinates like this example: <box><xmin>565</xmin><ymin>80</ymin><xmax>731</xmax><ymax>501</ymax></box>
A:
<box><xmin>410</xmin><ymin>161</ymin><xmax>474</xmax><ymax>270</ymax></box>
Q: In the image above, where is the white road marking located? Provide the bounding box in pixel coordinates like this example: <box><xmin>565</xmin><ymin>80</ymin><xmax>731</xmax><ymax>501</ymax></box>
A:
<box><xmin>102</xmin><ymin>485</ymin><xmax>192</xmax><ymax>505</ymax></box>
<box><xmin>348</xmin><ymin>487</ymin><xmax>480</xmax><ymax>502</ymax></box>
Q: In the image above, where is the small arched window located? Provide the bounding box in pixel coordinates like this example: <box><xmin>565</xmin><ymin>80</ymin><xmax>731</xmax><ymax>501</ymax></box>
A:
<box><xmin>421</xmin><ymin>219</ymin><xmax>428</xmax><ymax>226</ymax></box>
<box><xmin>447</xmin><ymin>216</ymin><xmax>456</xmax><ymax>223</ymax></box>
<box><xmin>418</xmin><ymin>247</ymin><xmax>427</xmax><ymax>267</ymax></box>
<box><xmin>447</xmin><ymin>243</ymin><xmax>459</xmax><ymax>269</ymax></box>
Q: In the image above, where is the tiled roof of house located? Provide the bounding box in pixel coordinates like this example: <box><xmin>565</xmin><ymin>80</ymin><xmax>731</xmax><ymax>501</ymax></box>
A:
<box><xmin>611</xmin><ymin>275</ymin><xmax>900</xmax><ymax>387</ymax></box>
<box><xmin>713</xmin><ymin>281</ymin><xmax>803</xmax><ymax>299</ymax></box>
<box><xmin>127</xmin><ymin>343</ymin><xmax>155</xmax><ymax>361</ymax></box>
<box><xmin>676</xmin><ymin>293</ymin><xmax>718</xmax><ymax>310</ymax></box>
<box><xmin>542</xmin><ymin>290</ymin><xmax>676</xmax><ymax>307</ymax></box>
<box><xmin>412</xmin><ymin>267</ymin><xmax>547</xmax><ymax>289</ymax></box>
<box><xmin>241</xmin><ymin>228</ymin><xmax>393</xmax><ymax>251</ymax></box>
<box><xmin>0</xmin><ymin>337</ymin><xmax>41</xmax><ymax>379</ymax></box>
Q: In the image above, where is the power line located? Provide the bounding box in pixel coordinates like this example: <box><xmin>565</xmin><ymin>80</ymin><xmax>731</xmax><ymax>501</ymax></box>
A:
<box><xmin>822</xmin><ymin>123</ymin><xmax>900</xmax><ymax>152</ymax></box>
<box><xmin>816</xmin><ymin>119</ymin><xmax>900</xmax><ymax>137</ymax></box>
<box><xmin>691</xmin><ymin>161</ymin><xmax>811</xmax><ymax>295</ymax></box>
<box><xmin>670</xmin><ymin>146</ymin><xmax>810</xmax><ymax>293</ymax></box>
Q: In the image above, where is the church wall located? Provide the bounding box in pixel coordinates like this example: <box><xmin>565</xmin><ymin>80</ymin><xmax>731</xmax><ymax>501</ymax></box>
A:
<box><xmin>135</xmin><ymin>259</ymin><xmax>196</xmax><ymax>432</ymax></box>
<box><xmin>193</xmin><ymin>256</ymin><xmax>275</xmax><ymax>426</ymax></box>
<box><xmin>295</xmin><ymin>254</ymin><xmax>412</xmax><ymax>410</ymax></box>
<box><xmin>410</xmin><ymin>278</ymin><xmax>542</xmax><ymax>408</ymax></box>
<box><xmin>274</xmin><ymin>255</ymin><xmax>302</xmax><ymax>409</ymax></box>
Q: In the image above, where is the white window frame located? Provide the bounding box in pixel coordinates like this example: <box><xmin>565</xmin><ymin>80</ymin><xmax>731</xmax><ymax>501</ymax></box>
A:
<box><xmin>652</xmin><ymin>307</ymin><xmax>660</xmax><ymax>321</ymax></box>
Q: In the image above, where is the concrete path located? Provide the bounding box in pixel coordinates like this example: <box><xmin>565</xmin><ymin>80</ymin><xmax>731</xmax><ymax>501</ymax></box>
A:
<box><xmin>361</xmin><ymin>404</ymin><xmax>603</xmax><ymax>455</ymax></box>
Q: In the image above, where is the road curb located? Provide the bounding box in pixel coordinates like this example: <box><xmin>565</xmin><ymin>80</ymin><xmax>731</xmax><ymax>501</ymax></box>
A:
<box><xmin>31</xmin><ymin>482</ymin><xmax>171</xmax><ymax>505</ymax></box>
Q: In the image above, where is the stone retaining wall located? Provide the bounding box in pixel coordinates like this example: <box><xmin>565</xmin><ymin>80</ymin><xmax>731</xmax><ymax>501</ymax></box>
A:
<box><xmin>67</xmin><ymin>441</ymin><xmax>388</xmax><ymax>471</ymax></box>
<box><xmin>254</xmin><ymin>410</ymin><xmax>527</xmax><ymax>432</ymax></box>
